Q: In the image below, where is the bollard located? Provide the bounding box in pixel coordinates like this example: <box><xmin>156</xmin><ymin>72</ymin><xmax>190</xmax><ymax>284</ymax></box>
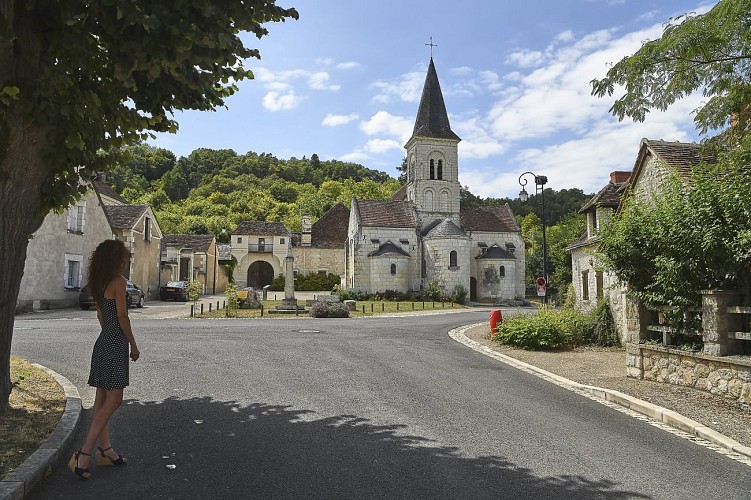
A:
<box><xmin>397</xmin><ymin>302</ymin><xmax>399</xmax><ymax>311</ymax></box>
<box><xmin>371</xmin><ymin>304</ymin><xmax>374</xmax><ymax>312</ymax></box>
<box><xmin>422</xmin><ymin>301</ymin><xmax>425</xmax><ymax>309</ymax></box>
<box><xmin>362</xmin><ymin>305</ymin><xmax>365</xmax><ymax>315</ymax></box>
<box><xmin>432</xmin><ymin>301</ymin><xmax>435</xmax><ymax>309</ymax></box>
<box><xmin>209</xmin><ymin>303</ymin><xmax>212</xmax><ymax>312</ymax></box>
<box><xmin>223</xmin><ymin>300</ymin><xmax>226</xmax><ymax>309</ymax></box>
<box><xmin>412</xmin><ymin>302</ymin><xmax>415</xmax><ymax>310</ymax></box>
<box><xmin>201</xmin><ymin>304</ymin><xmax>204</xmax><ymax>314</ymax></box>
<box><xmin>382</xmin><ymin>303</ymin><xmax>384</xmax><ymax>312</ymax></box>
<box><xmin>260</xmin><ymin>304</ymin><xmax>264</xmax><ymax>317</ymax></box>
<box><xmin>191</xmin><ymin>305</ymin><xmax>194</xmax><ymax>317</ymax></box>
<box><xmin>442</xmin><ymin>301</ymin><xmax>445</xmax><ymax>308</ymax></box>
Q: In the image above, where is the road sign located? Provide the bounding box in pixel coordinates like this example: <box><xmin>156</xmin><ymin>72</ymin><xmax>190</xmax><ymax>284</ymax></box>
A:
<box><xmin>536</xmin><ymin>277</ymin><xmax>547</xmax><ymax>296</ymax></box>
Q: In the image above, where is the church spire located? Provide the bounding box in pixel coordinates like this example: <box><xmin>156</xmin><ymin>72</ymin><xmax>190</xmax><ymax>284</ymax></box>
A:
<box><xmin>410</xmin><ymin>58</ymin><xmax>460</xmax><ymax>142</ymax></box>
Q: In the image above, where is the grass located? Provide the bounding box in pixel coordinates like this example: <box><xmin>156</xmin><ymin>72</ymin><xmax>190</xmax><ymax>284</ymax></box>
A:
<box><xmin>195</xmin><ymin>300</ymin><xmax>468</xmax><ymax>318</ymax></box>
<box><xmin>0</xmin><ymin>356</ymin><xmax>66</xmax><ymax>479</ymax></box>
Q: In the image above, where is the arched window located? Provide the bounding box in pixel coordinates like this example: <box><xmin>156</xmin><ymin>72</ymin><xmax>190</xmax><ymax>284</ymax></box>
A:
<box><xmin>424</xmin><ymin>190</ymin><xmax>434</xmax><ymax>211</ymax></box>
<box><xmin>441</xmin><ymin>190</ymin><xmax>449</xmax><ymax>211</ymax></box>
<box><xmin>449</xmin><ymin>250</ymin><xmax>457</xmax><ymax>268</ymax></box>
<box><xmin>437</xmin><ymin>160</ymin><xmax>443</xmax><ymax>180</ymax></box>
<box><xmin>390</xmin><ymin>263</ymin><xmax>397</xmax><ymax>275</ymax></box>
<box><xmin>429</xmin><ymin>159</ymin><xmax>435</xmax><ymax>179</ymax></box>
<box><xmin>499</xmin><ymin>265</ymin><xmax>506</xmax><ymax>278</ymax></box>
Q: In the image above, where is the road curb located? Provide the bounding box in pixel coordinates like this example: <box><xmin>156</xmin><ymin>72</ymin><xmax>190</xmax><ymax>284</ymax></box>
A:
<box><xmin>449</xmin><ymin>323</ymin><xmax>751</xmax><ymax>461</ymax></box>
<box><xmin>0</xmin><ymin>365</ymin><xmax>81</xmax><ymax>500</ymax></box>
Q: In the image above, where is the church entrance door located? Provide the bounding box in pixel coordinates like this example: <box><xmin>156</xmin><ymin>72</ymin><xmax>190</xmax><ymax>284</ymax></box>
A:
<box><xmin>470</xmin><ymin>277</ymin><xmax>477</xmax><ymax>302</ymax></box>
<box><xmin>248</xmin><ymin>261</ymin><xmax>274</xmax><ymax>288</ymax></box>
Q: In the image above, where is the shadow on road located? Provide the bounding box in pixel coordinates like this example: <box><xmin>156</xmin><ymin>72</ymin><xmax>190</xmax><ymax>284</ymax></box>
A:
<box><xmin>33</xmin><ymin>397</ymin><xmax>649</xmax><ymax>499</ymax></box>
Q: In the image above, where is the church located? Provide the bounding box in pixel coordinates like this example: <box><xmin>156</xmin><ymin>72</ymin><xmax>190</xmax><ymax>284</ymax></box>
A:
<box><xmin>232</xmin><ymin>58</ymin><xmax>525</xmax><ymax>302</ymax></box>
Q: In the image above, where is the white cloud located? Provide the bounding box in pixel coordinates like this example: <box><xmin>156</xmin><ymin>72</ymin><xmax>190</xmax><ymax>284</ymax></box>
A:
<box><xmin>359</xmin><ymin>111</ymin><xmax>413</xmax><ymax>143</ymax></box>
<box><xmin>262</xmin><ymin>91</ymin><xmax>305</xmax><ymax>112</ymax></box>
<box><xmin>322</xmin><ymin>113</ymin><xmax>359</xmax><ymax>127</ymax></box>
<box><xmin>336</xmin><ymin>61</ymin><xmax>361</xmax><ymax>70</ymax></box>
<box><xmin>340</xmin><ymin>150</ymin><xmax>370</xmax><ymax>162</ymax></box>
<box><xmin>364</xmin><ymin>139</ymin><xmax>402</xmax><ymax>154</ymax></box>
<box><xmin>309</xmin><ymin>72</ymin><xmax>340</xmax><ymax>92</ymax></box>
<box><xmin>506</xmin><ymin>49</ymin><xmax>546</xmax><ymax>68</ymax></box>
<box><xmin>370</xmin><ymin>70</ymin><xmax>425</xmax><ymax>103</ymax></box>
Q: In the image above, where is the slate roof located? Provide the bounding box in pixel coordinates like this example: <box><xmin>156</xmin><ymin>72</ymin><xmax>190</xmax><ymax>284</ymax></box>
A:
<box><xmin>476</xmin><ymin>244</ymin><xmax>516</xmax><ymax>260</ymax></box>
<box><xmin>579</xmin><ymin>181</ymin><xmax>628</xmax><ymax>213</ymax></box>
<box><xmin>162</xmin><ymin>234</ymin><xmax>214</xmax><ymax>252</ymax></box>
<box><xmin>91</xmin><ymin>178</ymin><xmax>128</xmax><ymax>205</ymax></box>
<box><xmin>460</xmin><ymin>204</ymin><xmax>520</xmax><ymax>232</ymax></box>
<box><xmin>311</xmin><ymin>203</ymin><xmax>350</xmax><ymax>248</ymax></box>
<box><xmin>234</xmin><ymin>221</ymin><xmax>288</xmax><ymax>236</ymax></box>
<box><xmin>353</xmin><ymin>199</ymin><xmax>416</xmax><ymax>228</ymax></box>
<box><xmin>409</xmin><ymin>58</ymin><xmax>461</xmax><ymax>142</ymax></box>
<box><xmin>368</xmin><ymin>241</ymin><xmax>410</xmax><ymax>257</ymax></box>
<box><xmin>390</xmin><ymin>184</ymin><xmax>407</xmax><ymax>201</ymax></box>
<box><xmin>565</xmin><ymin>231</ymin><xmax>591</xmax><ymax>251</ymax></box>
<box><xmin>423</xmin><ymin>219</ymin><xmax>467</xmax><ymax>238</ymax></box>
<box><xmin>103</xmin><ymin>205</ymin><xmax>149</xmax><ymax>229</ymax></box>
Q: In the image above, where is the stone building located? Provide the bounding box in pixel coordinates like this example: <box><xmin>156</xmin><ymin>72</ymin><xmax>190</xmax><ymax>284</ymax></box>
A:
<box><xmin>344</xmin><ymin>58</ymin><xmax>524</xmax><ymax>301</ymax></box>
<box><xmin>16</xmin><ymin>182</ymin><xmax>114</xmax><ymax>311</ymax></box>
<box><xmin>230</xmin><ymin>221</ymin><xmax>290</xmax><ymax>289</ymax></box>
<box><xmin>161</xmin><ymin>234</ymin><xmax>226</xmax><ymax>294</ymax></box>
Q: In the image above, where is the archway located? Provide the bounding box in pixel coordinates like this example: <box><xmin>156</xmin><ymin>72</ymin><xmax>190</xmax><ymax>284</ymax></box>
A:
<box><xmin>247</xmin><ymin>261</ymin><xmax>274</xmax><ymax>288</ymax></box>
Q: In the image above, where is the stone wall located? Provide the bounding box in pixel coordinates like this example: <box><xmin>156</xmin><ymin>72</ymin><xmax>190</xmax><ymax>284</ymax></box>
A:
<box><xmin>626</xmin><ymin>344</ymin><xmax>751</xmax><ymax>404</ymax></box>
<box><xmin>291</xmin><ymin>247</ymin><xmax>345</xmax><ymax>280</ymax></box>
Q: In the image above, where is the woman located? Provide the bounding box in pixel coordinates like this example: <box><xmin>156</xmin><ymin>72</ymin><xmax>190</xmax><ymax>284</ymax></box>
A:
<box><xmin>70</xmin><ymin>239</ymin><xmax>140</xmax><ymax>480</ymax></box>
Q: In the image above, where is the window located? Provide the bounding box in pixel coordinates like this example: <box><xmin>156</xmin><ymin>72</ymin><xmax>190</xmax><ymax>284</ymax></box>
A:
<box><xmin>449</xmin><ymin>250</ymin><xmax>457</xmax><ymax>268</ymax></box>
<box><xmin>591</xmin><ymin>212</ymin><xmax>598</xmax><ymax>231</ymax></box>
<box><xmin>499</xmin><ymin>265</ymin><xmax>505</xmax><ymax>278</ymax></box>
<box><xmin>258</xmin><ymin>237</ymin><xmax>266</xmax><ymax>251</ymax></box>
<box><xmin>144</xmin><ymin>217</ymin><xmax>151</xmax><ymax>241</ymax></box>
<box><xmin>437</xmin><ymin>160</ymin><xmax>443</xmax><ymax>180</ymax></box>
<box><xmin>64</xmin><ymin>254</ymin><xmax>84</xmax><ymax>289</ymax></box>
<box><xmin>583</xmin><ymin>275</ymin><xmax>590</xmax><ymax>300</ymax></box>
<box><xmin>280</xmin><ymin>238</ymin><xmax>285</xmax><ymax>245</ymax></box>
<box><xmin>390</xmin><ymin>263</ymin><xmax>397</xmax><ymax>275</ymax></box>
<box><xmin>67</xmin><ymin>201</ymin><xmax>86</xmax><ymax>233</ymax></box>
<box><xmin>429</xmin><ymin>159</ymin><xmax>435</xmax><ymax>179</ymax></box>
<box><xmin>318</xmin><ymin>269</ymin><xmax>327</xmax><ymax>276</ymax></box>
<box><xmin>237</xmin><ymin>237</ymin><xmax>243</xmax><ymax>243</ymax></box>
<box><xmin>596</xmin><ymin>271</ymin><xmax>604</xmax><ymax>300</ymax></box>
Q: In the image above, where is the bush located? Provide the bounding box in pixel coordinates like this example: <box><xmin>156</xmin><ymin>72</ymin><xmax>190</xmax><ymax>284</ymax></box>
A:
<box><xmin>451</xmin><ymin>285</ymin><xmax>468</xmax><ymax>305</ymax></box>
<box><xmin>335</xmin><ymin>287</ymin><xmax>372</xmax><ymax>301</ymax></box>
<box><xmin>587</xmin><ymin>300</ymin><xmax>621</xmax><ymax>347</ymax></box>
<box><xmin>309</xmin><ymin>301</ymin><xmax>350</xmax><ymax>318</ymax></box>
<box><xmin>494</xmin><ymin>308</ymin><xmax>571</xmax><ymax>350</ymax></box>
<box><xmin>270</xmin><ymin>272</ymin><xmax>341</xmax><ymax>291</ymax></box>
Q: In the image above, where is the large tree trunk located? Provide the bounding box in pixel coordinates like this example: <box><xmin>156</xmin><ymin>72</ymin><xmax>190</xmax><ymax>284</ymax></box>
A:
<box><xmin>0</xmin><ymin>112</ymin><xmax>49</xmax><ymax>414</ymax></box>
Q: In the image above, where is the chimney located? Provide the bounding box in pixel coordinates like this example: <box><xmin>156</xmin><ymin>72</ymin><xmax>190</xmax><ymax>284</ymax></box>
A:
<box><xmin>301</xmin><ymin>215</ymin><xmax>312</xmax><ymax>247</ymax></box>
<box><xmin>610</xmin><ymin>171</ymin><xmax>630</xmax><ymax>184</ymax></box>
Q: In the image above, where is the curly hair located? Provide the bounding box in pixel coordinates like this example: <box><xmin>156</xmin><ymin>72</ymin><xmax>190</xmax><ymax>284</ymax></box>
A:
<box><xmin>87</xmin><ymin>239</ymin><xmax>129</xmax><ymax>304</ymax></box>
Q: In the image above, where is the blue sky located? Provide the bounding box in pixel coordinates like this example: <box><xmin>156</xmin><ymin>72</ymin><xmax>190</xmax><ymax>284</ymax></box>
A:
<box><xmin>150</xmin><ymin>0</ymin><xmax>717</xmax><ymax>199</ymax></box>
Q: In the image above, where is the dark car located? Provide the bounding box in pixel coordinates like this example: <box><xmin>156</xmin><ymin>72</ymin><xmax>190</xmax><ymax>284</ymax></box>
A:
<box><xmin>159</xmin><ymin>281</ymin><xmax>189</xmax><ymax>301</ymax></box>
<box><xmin>79</xmin><ymin>280</ymin><xmax>146</xmax><ymax>310</ymax></box>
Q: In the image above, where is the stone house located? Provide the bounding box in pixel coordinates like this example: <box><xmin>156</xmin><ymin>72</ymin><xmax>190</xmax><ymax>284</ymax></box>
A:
<box><xmin>230</xmin><ymin>221</ymin><xmax>290</xmax><ymax>289</ymax></box>
<box><xmin>344</xmin><ymin>58</ymin><xmax>524</xmax><ymax>300</ymax></box>
<box><xmin>160</xmin><ymin>234</ymin><xmax>226</xmax><ymax>294</ymax></box>
<box><xmin>291</xmin><ymin>203</ymin><xmax>349</xmax><ymax>281</ymax></box>
<box><xmin>17</xmin><ymin>182</ymin><xmax>114</xmax><ymax>311</ymax></box>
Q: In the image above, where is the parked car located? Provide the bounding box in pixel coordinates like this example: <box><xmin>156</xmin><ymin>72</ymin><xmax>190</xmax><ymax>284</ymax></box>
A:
<box><xmin>160</xmin><ymin>281</ymin><xmax>189</xmax><ymax>301</ymax></box>
<box><xmin>79</xmin><ymin>280</ymin><xmax>146</xmax><ymax>309</ymax></box>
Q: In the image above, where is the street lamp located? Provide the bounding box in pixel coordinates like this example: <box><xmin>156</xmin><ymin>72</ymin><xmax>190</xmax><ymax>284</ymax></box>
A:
<box><xmin>518</xmin><ymin>172</ymin><xmax>549</xmax><ymax>304</ymax></box>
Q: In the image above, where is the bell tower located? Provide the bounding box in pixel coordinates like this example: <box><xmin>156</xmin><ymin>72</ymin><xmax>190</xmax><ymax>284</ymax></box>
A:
<box><xmin>404</xmin><ymin>57</ymin><xmax>462</xmax><ymax>227</ymax></box>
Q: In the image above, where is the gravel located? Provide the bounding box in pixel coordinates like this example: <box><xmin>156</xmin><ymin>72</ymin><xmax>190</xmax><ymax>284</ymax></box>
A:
<box><xmin>465</xmin><ymin>324</ymin><xmax>751</xmax><ymax>448</ymax></box>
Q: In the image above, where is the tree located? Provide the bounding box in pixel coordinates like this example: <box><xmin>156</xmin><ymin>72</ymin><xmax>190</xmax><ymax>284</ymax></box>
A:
<box><xmin>0</xmin><ymin>1</ymin><xmax>298</xmax><ymax>413</ymax></box>
<box><xmin>591</xmin><ymin>0</ymin><xmax>751</xmax><ymax>138</ymax></box>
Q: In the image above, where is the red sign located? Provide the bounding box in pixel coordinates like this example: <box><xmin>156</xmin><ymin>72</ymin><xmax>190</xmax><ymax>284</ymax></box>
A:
<box><xmin>536</xmin><ymin>277</ymin><xmax>546</xmax><ymax>287</ymax></box>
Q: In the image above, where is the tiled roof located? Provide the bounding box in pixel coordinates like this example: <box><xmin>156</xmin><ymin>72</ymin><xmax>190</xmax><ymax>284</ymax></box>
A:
<box><xmin>460</xmin><ymin>204</ymin><xmax>520</xmax><ymax>232</ymax></box>
<box><xmin>368</xmin><ymin>241</ymin><xmax>410</xmax><ymax>257</ymax></box>
<box><xmin>234</xmin><ymin>221</ymin><xmax>288</xmax><ymax>236</ymax></box>
<box><xmin>163</xmin><ymin>234</ymin><xmax>214</xmax><ymax>252</ymax></box>
<box><xmin>354</xmin><ymin>199</ymin><xmax>416</xmax><ymax>228</ymax></box>
<box><xmin>565</xmin><ymin>231</ymin><xmax>592</xmax><ymax>251</ymax></box>
<box><xmin>579</xmin><ymin>181</ymin><xmax>628</xmax><ymax>213</ymax></box>
<box><xmin>476</xmin><ymin>244</ymin><xmax>516</xmax><ymax>260</ymax></box>
<box><xmin>92</xmin><ymin>179</ymin><xmax>128</xmax><ymax>205</ymax></box>
<box><xmin>410</xmin><ymin>58</ymin><xmax>461</xmax><ymax>142</ymax></box>
<box><xmin>390</xmin><ymin>184</ymin><xmax>407</xmax><ymax>201</ymax></box>
<box><xmin>311</xmin><ymin>203</ymin><xmax>350</xmax><ymax>248</ymax></box>
<box><xmin>423</xmin><ymin>219</ymin><xmax>467</xmax><ymax>238</ymax></box>
<box><xmin>640</xmin><ymin>139</ymin><xmax>718</xmax><ymax>179</ymax></box>
<box><xmin>103</xmin><ymin>205</ymin><xmax>148</xmax><ymax>229</ymax></box>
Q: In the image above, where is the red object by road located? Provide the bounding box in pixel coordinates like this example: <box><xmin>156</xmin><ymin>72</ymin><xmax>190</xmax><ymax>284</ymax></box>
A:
<box><xmin>490</xmin><ymin>309</ymin><xmax>503</xmax><ymax>334</ymax></box>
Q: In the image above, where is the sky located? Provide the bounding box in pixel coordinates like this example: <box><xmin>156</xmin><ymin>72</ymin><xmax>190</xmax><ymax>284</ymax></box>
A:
<box><xmin>149</xmin><ymin>0</ymin><xmax>718</xmax><ymax>199</ymax></box>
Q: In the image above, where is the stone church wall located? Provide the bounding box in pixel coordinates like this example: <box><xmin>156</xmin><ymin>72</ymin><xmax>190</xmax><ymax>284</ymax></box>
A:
<box><xmin>292</xmin><ymin>247</ymin><xmax>345</xmax><ymax>281</ymax></box>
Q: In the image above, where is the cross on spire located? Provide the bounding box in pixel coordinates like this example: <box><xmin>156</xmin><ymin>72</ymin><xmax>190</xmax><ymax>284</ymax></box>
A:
<box><xmin>425</xmin><ymin>36</ymin><xmax>437</xmax><ymax>58</ymax></box>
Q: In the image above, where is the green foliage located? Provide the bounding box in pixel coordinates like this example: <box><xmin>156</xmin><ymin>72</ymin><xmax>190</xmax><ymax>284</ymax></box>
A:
<box><xmin>451</xmin><ymin>285</ymin><xmax>468</xmax><ymax>305</ymax></box>
<box><xmin>591</xmin><ymin>0</ymin><xmax>751</xmax><ymax>138</ymax></box>
<box><xmin>225</xmin><ymin>283</ymin><xmax>239</xmax><ymax>318</ymax></box>
<box><xmin>494</xmin><ymin>308</ymin><xmax>574</xmax><ymax>350</ymax></box>
<box><xmin>589</xmin><ymin>300</ymin><xmax>620</xmax><ymax>347</ymax></box>
<box><xmin>270</xmin><ymin>273</ymin><xmax>341</xmax><ymax>292</ymax></box>
<box><xmin>186</xmin><ymin>281</ymin><xmax>202</xmax><ymax>303</ymax></box>
<box><xmin>309</xmin><ymin>302</ymin><xmax>350</xmax><ymax>318</ymax></box>
<box><xmin>598</xmin><ymin>155</ymin><xmax>751</xmax><ymax>325</ymax></box>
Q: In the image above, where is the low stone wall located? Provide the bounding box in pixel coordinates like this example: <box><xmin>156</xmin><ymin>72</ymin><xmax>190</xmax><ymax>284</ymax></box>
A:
<box><xmin>627</xmin><ymin>343</ymin><xmax>751</xmax><ymax>404</ymax></box>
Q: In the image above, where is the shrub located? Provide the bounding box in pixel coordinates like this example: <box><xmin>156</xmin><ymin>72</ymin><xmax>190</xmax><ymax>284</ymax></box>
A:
<box><xmin>270</xmin><ymin>272</ymin><xmax>341</xmax><ymax>291</ymax></box>
<box><xmin>186</xmin><ymin>281</ymin><xmax>201</xmax><ymax>303</ymax></box>
<box><xmin>451</xmin><ymin>285</ymin><xmax>468</xmax><ymax>305</ymax></box>
<box><xmin>335</xmin><ymin>287</ymin><xmax>372</xmax><ymax>301</ymax></box>
<box><xmin>225</xmin><ymin>283</ymin><xmax>239</xmax><ymax>317</ymax></box>
<box><xmin>588</xmin><ymin>299</ymin><xmax>621</xmax><ymax>346</ymax></box>
<box><xmin>309</xmin><ymin>301</ymin><xmax>350</xmax><ymax>318</ymax></box>
<box><xmin>494</xmin><ymin>308</ymin><xmax>571</xmax><ymax>350</ymax></box>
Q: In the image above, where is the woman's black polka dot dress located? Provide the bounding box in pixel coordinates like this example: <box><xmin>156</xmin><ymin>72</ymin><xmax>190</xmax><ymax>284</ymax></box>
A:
<box><xmin>87</xmin><ymin>297</ymin><xmax>129</xmax><ymax>389</ymax></box>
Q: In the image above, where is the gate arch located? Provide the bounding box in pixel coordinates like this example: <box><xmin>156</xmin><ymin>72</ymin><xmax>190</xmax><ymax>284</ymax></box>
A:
<box><xmin>247</xmin><ymin>261</ymin><xmax>274</xmax><ymax>288</ymax></box>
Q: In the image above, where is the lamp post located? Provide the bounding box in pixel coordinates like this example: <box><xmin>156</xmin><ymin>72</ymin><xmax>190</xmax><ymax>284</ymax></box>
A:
<box><xmin>518</xmin><ymin>172</ymin><xmax>549</xmax><ymax>304</ymax></box>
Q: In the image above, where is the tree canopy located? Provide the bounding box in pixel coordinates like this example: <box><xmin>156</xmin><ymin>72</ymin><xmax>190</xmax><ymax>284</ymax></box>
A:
<box><xmin>0</xmin><ymin>1</ymin><xmax>297</xmax><ymax>413</ymax></box>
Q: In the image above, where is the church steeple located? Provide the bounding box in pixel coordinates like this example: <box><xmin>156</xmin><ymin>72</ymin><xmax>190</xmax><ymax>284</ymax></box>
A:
<box><xmin>410</xmin><ymin>58</ymin><xmax>461</xmax><ymax>142</ymax></box>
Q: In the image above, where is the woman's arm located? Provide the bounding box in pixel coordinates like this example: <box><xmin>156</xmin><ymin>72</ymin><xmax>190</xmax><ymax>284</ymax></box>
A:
<box><xmin>113</xmin><ymin>277</ymin><xmax>140</xmax><ymax>361</ymax></box>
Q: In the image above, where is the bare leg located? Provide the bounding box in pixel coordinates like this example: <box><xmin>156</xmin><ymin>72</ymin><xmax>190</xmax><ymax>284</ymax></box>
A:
<box><xmin>77</xmin><ymin>388</ymin><xmax>124</xmax><ymax>469</ymax></box>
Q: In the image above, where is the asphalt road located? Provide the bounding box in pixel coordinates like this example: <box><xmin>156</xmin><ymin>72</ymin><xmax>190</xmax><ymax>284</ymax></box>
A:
<box><xmin>12</xmin><ymin>308</ymin><xmax>751</xmax><ymax>499</ymax></box>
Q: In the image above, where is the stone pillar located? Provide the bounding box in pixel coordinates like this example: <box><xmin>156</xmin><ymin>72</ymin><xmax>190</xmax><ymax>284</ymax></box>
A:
<box><xmin>281</xmin><ymin>253</ymin><xmax>297</xmax><ymax>307</ymax></box>
<box><xmin>701</xmin><ymin>290</ymin><xmax>741</xmax><ymax>356</ymax></box>
<box><xmin>623</xmin><ymin>293</ymin><xmax>649</xmax><ymax>344</ymax></box>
